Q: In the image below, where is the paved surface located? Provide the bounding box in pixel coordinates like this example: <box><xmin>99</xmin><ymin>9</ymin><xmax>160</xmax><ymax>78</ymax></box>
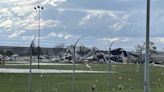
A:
<box><xmin>5</xmin><ymin>63</ymin><xmax>74</xmax><ymax>66</ymax></box>
<box><xmin>152</xmin><ymin>64</ymin><xmax>164</xmax><ymax>67</ymax></box>
<box><xmin>0</xmin><ymin>68</ymin><xmax>111</xmax><ymax>74</ymax></box>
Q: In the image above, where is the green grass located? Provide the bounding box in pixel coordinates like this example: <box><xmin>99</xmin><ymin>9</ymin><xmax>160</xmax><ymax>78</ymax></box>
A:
<box><xmin>0</xmin><ymin>64</ymin><xmax>164</xmax><ymax>92</ymax></box>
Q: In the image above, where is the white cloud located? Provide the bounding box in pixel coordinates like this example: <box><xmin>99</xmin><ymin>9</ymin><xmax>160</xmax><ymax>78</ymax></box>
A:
<box><xmin>77</xmin><ymin>8</ymin><xmax>130</xmax><ymax>31</ymax></box>
<box><xmin>25</xmin><ymin>19</ymin><xmax>61</xmax><ymax>30</ymax></box>
<box><xmin>0</xmin><ymin>19</ymin><xmax>13</xmax><ymax>29</ymax></box>
<box><xmin>86</xmin><ymin>10</ymin><xmax>119</xmax><ymax>19</ymax></box>
<box><xmin>109</xmin><ymin>14</ymin><xmax>130</xmax><ymax>31</ymax></box>
<box><xmin>0</xmin><ymin>8</ymin><xmax>12</xmax><ymax>17</ymax></box>
<box><xmin>42</xmin><ymin>0</ymin><xmax>66</xmax><ymax>7</ymax></box>
<box><xmin>44</xmin><ymin>32</ymin><xmax>78</xmax><ymax>39</ymax></box>
<box><xmin>55</xmin><ymin>8</ymin><xmax>129</xmax><ymax>30</ymax></box>
<box><xmin>0</xmin><ymin>0</ymin><xmax>63</xmax><ymax>39</ymax></box>
<box><xmin>22</xmin><ymin>35</ymin><xmax>36</xmax><ymax>40</ymax></box>
<box><xmin>79</xmin><ymin>9</ymin><xmax>121</xmax><ymax>25</ymax></box>
<box><xmin>9</xmin><ymin>30</ymin><xmax>26</xmax><ymax>38</ymax></box>
<box><xmin>153</xmin><ymin>37</ymin><xmax>164</xmax><ymax>43</ymax></box>
<box><xmin>0</xmin><ymin>0</ymin><xmax>65</xmax><ymax>29</ymax></box>
<box><xmin>110</xmin><ymin>21</ymin><xmax>127</xmax><ymax>31</ymax></box>
<box><xmin>0</xmin><ymin>12</ymin><xmax>60</xmax><ymax>30</ymax></box>
<box><xmin>9</xmin><ymin>31</ymin><xmax>76</xmax><ymax>40</ymax></box>
<box><xmin>64</xmin><ymin>35</ymin><xmax>74</xmax><ymax>39</ymax></box>
<box><xmin>100</xmin><ymin>37</ymin><xmax>129</xmax><ymax>43</ymax></box>
<box><xmin>1</xmin><ymin>0</ymin><xmax>66</xmax><ymax>7</ymax></box>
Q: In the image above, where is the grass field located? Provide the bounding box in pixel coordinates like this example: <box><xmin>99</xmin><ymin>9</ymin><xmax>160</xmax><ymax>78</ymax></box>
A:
<box><xmin>0</xmin><ymin>64</ymin><xmax>164</xmax><ymax>92</ymax></box>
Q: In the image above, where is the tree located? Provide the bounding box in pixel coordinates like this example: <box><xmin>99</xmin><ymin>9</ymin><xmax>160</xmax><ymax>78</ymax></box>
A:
<box><xmin>149</xmin><ymin>42</ymin><xmax>157</xmax><ymax>54</ymax></box>
<box><xmin>76</xmin><ymin>46</ymin><xmax>90</xmax><ymax>56</ymax></box>
<box><xmin>6</xmin><ymin>50</ymin><xmax>14</xmax><ymax>56</ymax></box>
<box><xmin>53</xmin><ymin>43</ymin><xmax>65</xmax><ymax>57</ymax></box>
<box><xmin>55</xmin><ymin>43</ymin><xmax>65</xmax><ymax>48</ymax></box>
<box><xmin>135</xmin><ymin>41</ymin><xmax>157</xmax><ymax>63</ymax></box>
<box><xmin>0</xmin><ymin>49</ymin><xmax>14</xmax><ymax>57</ymax></box>
<box><xmin>0</xmin><ymin>50</ymin><xmax>5</xmax><ymax>55</ymax></box>
<box><xmin>135</xmin><ymin>44</ymin><xmax>145</xmax><ymax>53</ymax></box>
<box><xmin>14</xmin><ymin>47</ymin><xmax>24</xmax><ymax>55</ymax></box>
<box><xmin>135</xmin><ymin>42</ymin><xmax>157</xmax><ymax>54</ymax></box>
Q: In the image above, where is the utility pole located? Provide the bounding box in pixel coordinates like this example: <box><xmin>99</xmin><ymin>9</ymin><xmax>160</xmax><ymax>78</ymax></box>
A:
<box><xmin>72</xmin><ymin>39</ymin><xmax>80</xmax><ymax>92</ymax></box>
<box><xmin>34</xmin><ymin>6</ymin><xmax>44</xmax><ymax>69</ymax></box>
<box><xmin>108</xmin><ymin>41</ymin><xmax>114</xmax><ymax>91</ymax></box>
<box><xmin>144</xmin><ymin>0</ymin><xmax>150</xmax><ymax>92</ymax></box>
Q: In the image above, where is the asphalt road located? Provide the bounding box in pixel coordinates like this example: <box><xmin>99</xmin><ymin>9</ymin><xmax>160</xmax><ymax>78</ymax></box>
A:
<box><xmin>0</xmin><ymin>68</ymin><xmax>110</xmax><ymax>74</ymax></box>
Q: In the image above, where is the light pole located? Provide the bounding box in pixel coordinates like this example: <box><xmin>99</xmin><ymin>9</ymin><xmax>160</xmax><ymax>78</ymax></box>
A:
<box><xmin>72</xmin><ymin>39</ymin><xmax>80</xmax><ymax>92</ymax></box>
<box><xmin>29</xmin><ymin>36</ymin><xmax>37</xmax><ymax>92</ymax></box>
<box><xmin>144</xmin><ymin>0</ymin><xmax>150</xmax><ymax>92</ymax></box>
<box><xmin>34</xmin><ymin>6</ymin><xmax>44</xmax><ymax>69</ymax></box>
<box><xmin>108</xmin><ymin>41</ymin><xmax>114</xmax><ymax>91</ymax></box>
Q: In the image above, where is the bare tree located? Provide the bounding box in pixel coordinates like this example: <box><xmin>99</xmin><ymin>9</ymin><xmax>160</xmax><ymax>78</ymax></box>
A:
<box><xmin>53</xmin><ymin>43</ymin><xmax>65</xmax><ymax>58</ymax></box>
<box><xmin>135</xmin><ymin>41</ymin><xmax>157</xmax><ymax>63</ymax></box>
<box><xmin>55</xmin><ymin>43</ymin><xmax>65</xmax><ymax>48</ymax></box>
<box><xmin>135</xmin><ymin>42</ymin><xmax>157</xmax><ymax>54</ymax></box>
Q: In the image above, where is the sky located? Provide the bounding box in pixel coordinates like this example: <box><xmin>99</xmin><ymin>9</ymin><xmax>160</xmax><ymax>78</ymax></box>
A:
<box><xmin>0</xmin><ymin>0</ymin><xmax>164</xmax><ymax>51</ymax></box>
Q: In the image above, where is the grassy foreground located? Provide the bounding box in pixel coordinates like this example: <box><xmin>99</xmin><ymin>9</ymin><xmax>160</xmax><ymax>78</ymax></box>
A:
<box><xmin>0</xmin><ymin>64</ymin><xmax>164</xmax><ymax>92</ymax></box>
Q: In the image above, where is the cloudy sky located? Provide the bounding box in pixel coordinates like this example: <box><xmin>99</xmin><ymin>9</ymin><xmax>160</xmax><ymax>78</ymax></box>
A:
<box><xmin>0</xmin><ymin>0</ymin><xmax>164</xmax><ymax>51</ymax></box>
